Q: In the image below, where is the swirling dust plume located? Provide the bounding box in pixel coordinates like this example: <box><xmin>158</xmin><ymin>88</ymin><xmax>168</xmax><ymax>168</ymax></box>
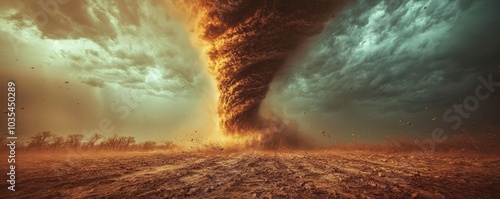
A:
<box><xmin>173</xmin><ymin>0</ymin><xmax>346</xmax><ymax>149</ymax></box>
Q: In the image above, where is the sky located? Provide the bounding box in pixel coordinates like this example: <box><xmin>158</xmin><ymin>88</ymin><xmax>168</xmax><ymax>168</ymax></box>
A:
<box><xmin>1</xmin><ymin>0</ymin><xmax>499</xmax><ymax>146</ymax></box>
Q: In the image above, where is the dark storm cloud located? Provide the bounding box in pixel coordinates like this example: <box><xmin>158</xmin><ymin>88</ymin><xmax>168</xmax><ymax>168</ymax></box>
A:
<box><xmin>275</xmin><ymin>0</ymin><xmax>500</xmax><ymax>135</ymax></box>
<box><xmin>3</xmin><ymin>0</ymin><xmax>163</xmax><ymax>40</ymax></box>
<box><xmin>6</xmin><ymin>0</ymin><xmax>116</xmax><ymax>39</ymax></box>
<box><xmin>1</xmin><ymin>0</ymin><xmax>207</xmax><ymax>97</ymax></box>
<box><xmin>0</xmin><ymin>0</ymin><xmax>220</xmax><ymax>142</ymax></box>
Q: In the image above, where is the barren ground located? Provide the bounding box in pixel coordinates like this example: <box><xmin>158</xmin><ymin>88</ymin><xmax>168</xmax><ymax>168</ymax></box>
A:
<box><xmin>1</xmin><ymin>150</ymin><xmax>499</xmax><ymax>198</ymax></box>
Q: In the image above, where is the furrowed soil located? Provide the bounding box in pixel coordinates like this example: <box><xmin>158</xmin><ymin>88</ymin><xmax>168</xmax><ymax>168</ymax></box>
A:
<box><xmin>1</xmin><ymin>150</ymin><xmax>499</xmax><ymax>198</ymax></box>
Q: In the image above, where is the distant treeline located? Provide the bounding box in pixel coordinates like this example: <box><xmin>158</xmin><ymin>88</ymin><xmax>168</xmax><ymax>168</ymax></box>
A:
<box><xmin>1</xmin><ymin>131</ymin><xmax>498</xmax><ymax>154</ymax></box>
<box><xmin>0</xmin><ymin>131</ymin><xmax>176</xmax><ymax>152</ymax></box>
<box><xmin>333</xmin><ymin>132</ymin><xmax>500</xmax><ymax>154</ymax></box>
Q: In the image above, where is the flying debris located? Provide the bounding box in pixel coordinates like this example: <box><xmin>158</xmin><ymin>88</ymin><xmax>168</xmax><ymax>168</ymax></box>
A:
<box><xmin>406</xmin><ymin>122</ymin><xmax>412</xmax><ymax>126</ymax></box>
<box><xmin>432</xmin><ymin>117</ymin><xmax>437</xmax><ymax>121</ymax></box>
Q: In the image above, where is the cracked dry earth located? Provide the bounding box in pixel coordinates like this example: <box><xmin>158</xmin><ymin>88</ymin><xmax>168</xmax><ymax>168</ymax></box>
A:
<box><xmin>2</xmin><ymin>150</ymin><xmax>499</xmax><ymax>198</ymax></box>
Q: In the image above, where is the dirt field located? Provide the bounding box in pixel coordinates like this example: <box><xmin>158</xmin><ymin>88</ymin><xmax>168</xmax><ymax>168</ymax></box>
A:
<box><xmin>1</xmin><ymin>150</ymin><xmax>499</xmax><ymax>198</ymax></box>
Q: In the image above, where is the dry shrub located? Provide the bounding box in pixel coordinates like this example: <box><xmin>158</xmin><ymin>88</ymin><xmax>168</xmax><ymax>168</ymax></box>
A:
<box><xmin>18</xmin><ymin>132</ymin><xmax>178</xmax><ymax>153</ymax></box>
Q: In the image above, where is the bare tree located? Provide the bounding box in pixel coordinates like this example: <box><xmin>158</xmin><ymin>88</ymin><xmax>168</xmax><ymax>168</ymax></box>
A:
<box><xmin>28</xmin><ymin>131</ymin><xmax>53</xmax><ymax>150</ymax></box>
<box><xmin>125</xmin><ymin>136</ymin><xmax>135</xmax><ymax>148</ymax></box>
<box><xmin>161</xmin><ymin>140</ymin><xmax>177</xmax><ymax>150</ymax></box>
<box><xmin>50</xmin><ymin>136</ymin><xmax>65</xmax><ymax>150</ymax></box>
<box><xmin>87</xmin><ymin>133</ymin><xmax>103</xmax><ymax>148</ymax></box>
<box><xmin>66</xmin><ymin>134</ymin><xmax>84</xmax><ymax>149</ymax></box>
<box><xmin>99</xmin><ymin>135</ymin><xmax>137</xmax><ymax>150</ymax></box>
<box><xmin>100</xmin><ymin>135</ymin><xmax>119</xmax><ymax>149</ymax></box>
<box><xmin>141</xmin><ymin>141</ymin><xmax>157</xmax><ymax>150</ymax></box>
<box><xmin>117</xmin><ymin>136</ymin><xmax>126</xmax><ymax>149</ymax></box>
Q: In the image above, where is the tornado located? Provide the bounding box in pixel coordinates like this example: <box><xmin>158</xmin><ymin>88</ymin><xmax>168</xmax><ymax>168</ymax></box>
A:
<box><xmin>188</xmin><ymin>0</ymin><xmax>346</xmax><ymax>148</ymax></box>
